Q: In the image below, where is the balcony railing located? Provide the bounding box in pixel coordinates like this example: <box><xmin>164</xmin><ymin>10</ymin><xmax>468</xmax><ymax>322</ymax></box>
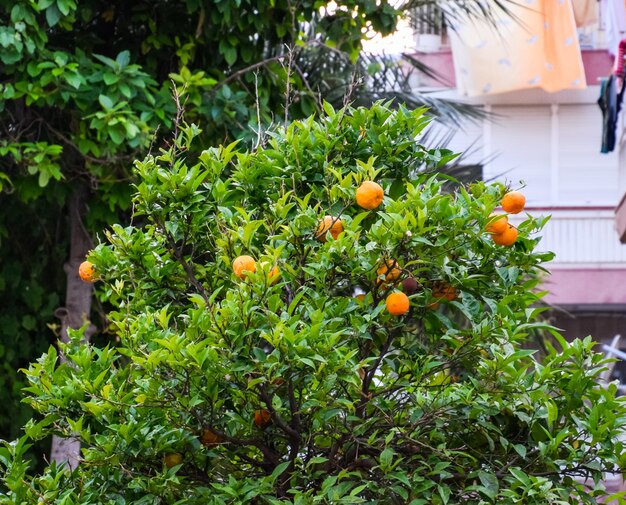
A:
<box><xmin>510</xmin><ymin>208</ymin><xmax>626</xmax><ymax>267</ymax></box>
<box><xmin>412</xmin><ymin>4</ymin><xmax>445</xmax><ymax>36</ymax></box>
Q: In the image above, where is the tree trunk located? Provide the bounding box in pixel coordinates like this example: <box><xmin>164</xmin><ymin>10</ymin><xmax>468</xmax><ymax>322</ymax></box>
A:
<box><xmin>50</xmin><ymin>182</ymin><xmax>94</xmax><ymax>469</ymax></box>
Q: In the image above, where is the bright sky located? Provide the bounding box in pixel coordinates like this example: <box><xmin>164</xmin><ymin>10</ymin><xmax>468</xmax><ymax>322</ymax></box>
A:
<box><xmin>362</xmin><ymin>17</ymin><xmax>415</xmax><ymax>55</ymax></box>
<box><xmin>323</xmin><ymin>1</ymin><xmax>416</xmax><ymax>55</ymax></box>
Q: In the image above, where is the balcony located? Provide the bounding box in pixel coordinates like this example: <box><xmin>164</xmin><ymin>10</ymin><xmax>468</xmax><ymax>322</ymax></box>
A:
<box><xmin>521</xmin><ymin>208</ymin><xmax>626</xmax><ymax>266</ymax></box>
<box><xmin>512</xmin><ymin>208</ymin><xmax>626</xmax><ymax>306</ymax></box>
<box><xmin>409</xmin><ymin>7</ymin><xmax>615</xmax><ymax>90</ymax></box>
<box><xmin>408</xmin><ymin>47</ymin><xmax>614</xmax><ymax>90</ymax></box>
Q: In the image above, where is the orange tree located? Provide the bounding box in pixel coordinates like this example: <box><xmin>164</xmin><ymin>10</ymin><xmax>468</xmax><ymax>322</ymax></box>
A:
<box><xmin>2</xmin><ymin>103</ymin><xmax>625</xmax><ymax>503</ymax></box>
<box><xmin>0</xmin><ymin>0</ymin><xmax>492</xmax><ymax>460</ymax></box>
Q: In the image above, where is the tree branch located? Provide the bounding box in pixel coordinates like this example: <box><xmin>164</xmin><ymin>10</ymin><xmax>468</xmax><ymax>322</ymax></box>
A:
<box><xmin>212</xmin><ymin>55</ymin><xmax>288</xmax><ymax>92</ymax></box>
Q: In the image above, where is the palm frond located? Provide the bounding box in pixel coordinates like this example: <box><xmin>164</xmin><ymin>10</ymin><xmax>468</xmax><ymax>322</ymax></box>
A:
<box><xmin>402</xmin><ymin>0</ymin><xmax>521</xmax><ymax>32</ymax></box>
<box><xmin>294</xmin><ymin>46</ymin><xmax>487</xmax><ymax>125</ymax></box>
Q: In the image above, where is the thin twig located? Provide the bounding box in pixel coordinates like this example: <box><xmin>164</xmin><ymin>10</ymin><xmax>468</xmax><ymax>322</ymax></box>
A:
<box><xmin>212</xmin><ymin>55</ymin><xmax>287</xmax><ymax>92</ymax></box>
<box><xmin>253</xmin><ymin>71</ymin><xmax>262</xmax><ymax>150</ymax></box>
<box><xmin>283</xmin><ymin>45</ymin><xmax>294</xmax><ymax>124</ymax></box>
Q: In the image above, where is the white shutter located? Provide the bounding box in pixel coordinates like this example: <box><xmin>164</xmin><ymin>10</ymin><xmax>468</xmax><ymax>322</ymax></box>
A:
<box><xmin>558</xmin><ymin>104</ymin><xmax>619</xmax><ymax>205</ymax></box>
<box><xmin>487</xmin><ymin>105</ymin><xmax>552</xmax><ymax>204</ymax></box>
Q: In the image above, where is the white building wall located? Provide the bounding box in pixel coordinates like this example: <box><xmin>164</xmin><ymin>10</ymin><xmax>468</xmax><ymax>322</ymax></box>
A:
<box><xmin>429</xmin><ymin>87</ymin><xmax>621</xmax><ymax>208</ymax></box>
<box><xmin>558</xmin><ymin>104</ymin><xmax>619</xmax><ymax>205</ymax></box>
<box><xmin>488</xmin><ymin>105</ymin><xmax>553</xmax><ymax>204</ymax></box>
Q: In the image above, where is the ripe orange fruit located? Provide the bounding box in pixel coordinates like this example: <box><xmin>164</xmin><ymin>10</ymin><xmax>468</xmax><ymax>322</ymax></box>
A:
<box><xmin>501</xmin><ymin>191</ymin><xmax>526</xmax><ymax>214</ymax></box>
<box><xmin>78</xmin><ymin>260</ymin><xmax>97</xmax><ymax>283</ymax></box>
<box><xmin>377</xmin><ymin>259</ymin><xmax>402</xmax><ymax>283</ymax></box>
<box><xmin>267</xmin><ymin>264</ymin><xmax>280</xmax><ymax>285</ymax></box>
<box><xmin>164</xmin><ymin>452</ymin><xmax>183</xmax><ymax>468</ymax></box>
<box><xmin>355</xmin><ymin>181</ymin><xmax>384</xmax><ymax>210</ymax></box>
<box><xmin>200</xmin><ymin>429</ymin><xmax>223</xmax><ymax>448</ymax></box>
<box><xmin>316</xmin><ymin>215</ymin><xmax>343</xmax><ymax>242</ymax></box>
<box><xmin>233</xmin><ymin>255</ymin><xmax>256</xmax><ymax>279</ymax></box>
<box><xmin>386</xmin><ymin>292</ymin><xmax>410</xmax><ymax>316</ymax></box>
<box><xmin>432</xmin><ymin>282</ymin><xmax>457</xmax><ymax>302</ymax></box>
<box><xmin>254</xmin><ymin>409</ymin><xmax>271</xmax><ymax>428</ymax></box>
<box><xmin>491</xmin><ymin>225</ymin><xmax>518</xmax><ymax>246</ymax></box>
<box><xmin>486</xmin><ymin>213</ymin><xmax>508</xmax><ymax>235</ymax></box>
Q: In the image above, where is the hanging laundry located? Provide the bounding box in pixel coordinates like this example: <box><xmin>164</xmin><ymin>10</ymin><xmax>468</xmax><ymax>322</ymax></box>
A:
<box><xmin>598</xmin><ymin>40</ymin><xmax>626</xmax><ymax>153</ymax></box>
<box><xmin>598</xmin><ymin>74</ymin><xmax>625</xmax><ymax>152</ymax></box>
<box><xmin>448</xmin><ymin>0</ymin><xmax>586</xmax><ymax>97</ymax></box>
<box><xmin>572</xmin><ymin>0</ymin><xmax>598</xmax><ymax>27</ymax></box>
<box><xmin>601</xmin><ymin>0</ymin><xmax>626</xmax><ymax>56</ymax></box>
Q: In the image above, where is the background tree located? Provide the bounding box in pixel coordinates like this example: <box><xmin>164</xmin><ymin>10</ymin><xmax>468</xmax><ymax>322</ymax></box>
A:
<box><xmin>2</xmin><ymin>103</ymin><xmax>625</xmax><ymax>504</ymax></box>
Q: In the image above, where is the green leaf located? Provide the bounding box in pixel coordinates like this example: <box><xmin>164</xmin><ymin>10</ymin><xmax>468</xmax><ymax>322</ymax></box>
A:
<box><xmin>38</xmin><ymin>170</ymin><xmax>50</xmax><ymax>187</ymax></box>
<box><xmin>65</xmin><ymin>73</ymin><xmax>82</xmax><ymax>89</ymax></box>
<box><xmin>477</xmin><ymin>471</ymin><xmax>498</xmax><ymax>500</ymax></box>
<box><xmin>45</xmin><ymin>5</ymin><xmax>61</xmax><ymax>26</ymax></box>
<box><xmin>379</xmin><ymin>447</ymin><xmax>394</xmax><ymax>469</ymax></box>
<box><xmin>437</xmin><ymin>485</ymin><xmax>450</xmax><ymax>504</ymax></box>
<box><xmin>98</xmin><ymin>94</ymin><xmax>114</xmax><ymax>110</ymax></box>
<box><xmin>269</xmin><ymin>461</ymin><xmax>290</xmax><ymax>482</ymax></box>
<box><xmin>103</xmin><ymin>72</ymin><xmax>120</xmax><ymax>85</ymax></box>
<box><xmin>116</xmin><ymin>50</ymin><xmax>130</xmax><ymax>67</ymax></box>
<box><xmin>222</xmin><ymin>46</ymin><xmax>237</xmax><ymax>66</ymax></box>
<box><xmin>513</xmin><ymin>444</ymin><xmax>527</xmax><ymax>459</ymax></box>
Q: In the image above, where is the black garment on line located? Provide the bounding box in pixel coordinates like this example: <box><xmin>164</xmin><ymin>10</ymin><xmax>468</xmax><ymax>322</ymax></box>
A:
<box><xmin>598</xmin><ymin>73</ymin><xmax>626</xmax><ymax>153</ymax></box>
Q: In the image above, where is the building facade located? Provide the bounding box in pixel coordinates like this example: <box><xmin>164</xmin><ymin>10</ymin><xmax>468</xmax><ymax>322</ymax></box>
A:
<box><xmin>410</xmin><ymin>11</ymin><xmax>626</xmax><ymax>349</ymax></box>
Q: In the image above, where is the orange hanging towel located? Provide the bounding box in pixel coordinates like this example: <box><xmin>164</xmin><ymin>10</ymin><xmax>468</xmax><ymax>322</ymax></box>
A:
<box><xmin>448</xmin><ymin>0</ymin><xmax>586</xmax><ymax>96</ymax></box>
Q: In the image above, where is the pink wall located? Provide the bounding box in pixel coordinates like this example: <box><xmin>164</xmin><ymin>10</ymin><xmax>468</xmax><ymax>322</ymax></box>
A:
<box><xmin>408</xmin><ymin>48</ymin><xmax>614</xmax><ymax>89</ymax></box>
<box><xmin>582</xmin><ymin>49</ymin><xmax>615</xmax><ymax>86</ymax></box>
<box><xmin>542</xmin><ymin>269</ymin><xmax>626</xmax><ymax>306</ymax></box>
<box><xmin>616</xmin><ymin>195</ymin><xmax>626</xmax><ymax>244</ymax></box>
<box><xmin>409</xmin><ymin>50</ymin><xmax>456</xmax><ymax>87</ymax></box>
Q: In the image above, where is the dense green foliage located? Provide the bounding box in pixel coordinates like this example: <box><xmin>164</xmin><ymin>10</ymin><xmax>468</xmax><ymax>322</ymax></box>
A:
<box><xmin>0</xmin><ymin>0</ymin><xmax>407</xmax><ymax>445</ymax></box>
<box><xmin>0</xmin><ymin>197</ymin><xmax>66</xmax><ymax>442</ymax></box>
<box><xmin>2</xmin><ymin>103</ymin><xmax>625</xmax><ymax>503</ymax></box>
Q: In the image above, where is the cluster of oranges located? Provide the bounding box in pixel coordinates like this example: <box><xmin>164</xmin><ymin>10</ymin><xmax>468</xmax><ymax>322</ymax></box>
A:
<box><xmin>314</xmin><ymin>182</ymin><xmax>527</xmax><ymax>318</ymax></box>
<box><xmin>376</xmin><ymin>259</ymin><xmax>410</xmax><ymax>316</ymax></box>
<box><xmin>317</xmin><ymin>180</ymin><xmax>465</xmax><ymax>318</ymax></box>
<box><xmin>318</xmin><ymin>181</ymin><xmax>415</xmax><ymax>316</ymax></box>
<box><xmin>79</xmin><ymin>182</ymin><xmax>527</xmax><ymax>322</ymax></box>
<box><xmin>378</xmin><ymin>262</ymin><xmax>458</xmax><ymax>316</ymax></box>
<box><xmin>487</xmin><ymin>190</ymin><xmax>526</xmax><ymax>246</ymax></box>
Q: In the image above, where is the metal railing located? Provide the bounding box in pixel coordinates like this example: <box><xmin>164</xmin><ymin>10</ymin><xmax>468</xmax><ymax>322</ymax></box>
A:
<box><xmin>510</xmin><ymin>208</ymin><xmax>626</xmax><ymax>266</ymax></box>
<box><xmin>412</xmin><ymin>4</ymin><xmax>445</xmax><ymax>36</ymax></box>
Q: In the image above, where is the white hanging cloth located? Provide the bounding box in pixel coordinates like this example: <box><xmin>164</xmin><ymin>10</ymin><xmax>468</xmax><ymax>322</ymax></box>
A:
<box><xmin>602</xmin><ymin>0</ymin><xmax>626</xmax><ymax>56</ymax></box>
